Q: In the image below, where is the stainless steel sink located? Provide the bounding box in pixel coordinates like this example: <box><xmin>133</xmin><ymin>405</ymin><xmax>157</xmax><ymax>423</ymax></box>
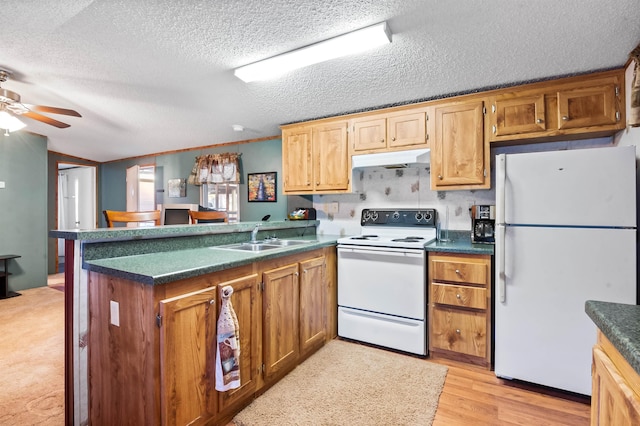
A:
<box><xmin>265</xmin><ymin>239</ymin><xmax>316</xmax><ymax>246</ymax></box>
<box><xmin>214</xmin><ymin>239</ymin><xmax>316</xmax><ymax>252</ymax></box>
<box><xmin>215</xmin><ymin>242</ymin><xmax>281</xmax><ymax>252</ymax></box>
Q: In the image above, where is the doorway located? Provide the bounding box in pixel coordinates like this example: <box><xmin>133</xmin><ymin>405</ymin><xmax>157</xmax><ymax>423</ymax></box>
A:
<box><xmin>57</xmin><ymin>163</ymin><xmax>97</xmax><ymax>272</ymax></box>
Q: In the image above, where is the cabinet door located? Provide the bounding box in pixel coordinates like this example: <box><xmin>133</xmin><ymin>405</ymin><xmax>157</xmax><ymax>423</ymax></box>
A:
<box><xmin>491</xmin><ymin>94</ymin><xmax>546</xmax><ymax>137</ymax></box>
<box><xmin>352</xmin><ymin>116</ymin><xmax>387</xmax><ymax>152</ymax></box>
<box><xmin>557</xmin><ymin>83</ymin><xmax>620</xmax><ymax>130</ymax></box>
<box><xmin>431</xmin><ymin>101</ymin><xmax>488</xmax><ymax>190</ymax></box>
<box><xmin>282</xmin><ymin>127</ymin><xmax>313</xmax><ymax>192</ymax></box>
<box><xmin>592</xmin><ymin>347</ymin><xmax>640</xmax><ymax>425</ymax></box>
<box><xmin>430</xmin><ymin>306</ymin><xmax>487</xmax><ymax>358</ymax></box>
<box><xmin>313</xmin><ymin>121</ymin><xmax>349</xmax><ymax>191</ymax></box>
<box><xmin>388</xmin><ymin>110</ymin><xmax>427</xmax><ymax>148</ymax></box>
<box><xmin>262</xmin><ymin>263</ymin><xmax>300</xmax><ymax>382</ymax></box>
<box><xmin>299</xmin><ymin>256</ymin><xmax>326</xmax><ymax>356</ymax></box>
<box><xmin>216</xmin><ymin>274</ymin><xmax>260</xmax><ymax>415</ymax></box>
<box><xmin>159</xmin><ymin>286</ymin><xmax>217</xmax><ymax>426</ymax></box>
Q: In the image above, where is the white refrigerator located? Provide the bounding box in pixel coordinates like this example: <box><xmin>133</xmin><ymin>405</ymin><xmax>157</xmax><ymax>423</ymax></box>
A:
<box><xmin>494</xmin><ymin>145</ymin><xmax>637</xmax><ymax>396</ymax></box>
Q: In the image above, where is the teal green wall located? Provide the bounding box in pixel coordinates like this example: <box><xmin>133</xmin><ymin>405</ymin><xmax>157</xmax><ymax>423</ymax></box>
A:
<box><xmin>0</xmin><ymin>132</ymin><xmax>48</xmax><ymax>290</ymax></box>
<box><xmin>100</xmin><ymin>138</ymin><xmax>287</xmax><ymax>225</ymax></box>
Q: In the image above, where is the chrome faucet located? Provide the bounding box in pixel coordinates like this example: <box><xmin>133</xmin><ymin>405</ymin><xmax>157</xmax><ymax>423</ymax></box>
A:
<box><xmin>251</xmin><ymin>224</ymin><xmax>261</xmax><ymax>243</ymax></box>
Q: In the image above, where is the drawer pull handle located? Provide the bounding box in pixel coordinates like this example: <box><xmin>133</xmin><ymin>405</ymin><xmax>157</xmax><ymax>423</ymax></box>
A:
<box><xmin>456</xmin><ymin>294</ymin><xmax>461</xmax><ymax>299</ymax></box>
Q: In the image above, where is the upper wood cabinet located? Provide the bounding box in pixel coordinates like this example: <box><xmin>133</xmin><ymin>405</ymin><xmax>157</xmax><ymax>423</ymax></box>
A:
<box><xmin>488</xmin><ymin>70</ymin><xmax>624</xmax><ymax>142</ymax></box>
<box><xmin>282</xmin><ymin>120</ymin><xmax>349</xmax><ymax>194</ymax></box>
<box><xmin>350</xmin><ymin>108</ymin><xmax>428</xmax><ymax>154</ymax></box>
<box><xmin>429</xmin><ymin>99</ymin><xmax>489</xmax><ymax>190</ymax></box>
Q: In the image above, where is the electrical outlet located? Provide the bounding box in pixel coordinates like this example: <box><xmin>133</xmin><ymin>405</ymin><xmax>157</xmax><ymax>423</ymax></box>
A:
<box><xmin>110</xmin><ymin>300</ymin><xmax>120</xmax><ymax>327</ymax></box>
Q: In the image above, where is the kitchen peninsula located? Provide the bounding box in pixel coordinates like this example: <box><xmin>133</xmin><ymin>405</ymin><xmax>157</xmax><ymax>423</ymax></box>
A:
<box><xmin>50</xmin><ymin>220</ymin><xmax>339</xmax><ymax>426</ymax></box>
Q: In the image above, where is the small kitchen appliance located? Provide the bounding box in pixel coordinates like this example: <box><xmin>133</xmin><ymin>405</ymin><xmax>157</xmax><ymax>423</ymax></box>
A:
<box><xmin>337</xmin><ymin>208</ymin><xmax>437</xmax><ymax>356</ymax></box>
<box><xmin>471</xmin><ymin>205</ymin><xmax>495</xmax><ymax>244</ymax></box>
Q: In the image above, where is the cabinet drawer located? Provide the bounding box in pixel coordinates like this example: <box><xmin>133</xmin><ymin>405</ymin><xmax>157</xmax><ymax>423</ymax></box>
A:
<box><xmin>430</xmin><ymin>307</ymin><xmax>486</xmax><ymax>358</ymax></box>
<box><xmin>431</xmin><ymin>258</ymin><xmax>489</xmax><ymax>285</ymax></box>
<box><xmin>432</xmin><ymin>283</ymin><xmax>486</xmax><ymax>309</ymax></box>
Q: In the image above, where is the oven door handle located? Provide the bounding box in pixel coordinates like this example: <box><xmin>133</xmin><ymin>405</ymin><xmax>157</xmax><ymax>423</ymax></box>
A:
<box><xmin>338</xmin><ymin>247</ymin><xmax>424</xmax><ymax>258</ymax></box>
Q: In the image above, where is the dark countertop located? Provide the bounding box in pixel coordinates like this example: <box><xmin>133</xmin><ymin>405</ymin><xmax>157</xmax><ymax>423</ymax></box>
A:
<box><xmin>585</xmin><ymin>300</ymin><xmax>640</xmax><ymax>375</ymax></box>
<box><xmin>425</xmin><ymin>231</ymin><xmax>494</xmax><ymax>255</ymax></box>
<box><xmin>84</xmin><ymin>235</ymin><xmax>340</xmax><ymax>286</ymax></box>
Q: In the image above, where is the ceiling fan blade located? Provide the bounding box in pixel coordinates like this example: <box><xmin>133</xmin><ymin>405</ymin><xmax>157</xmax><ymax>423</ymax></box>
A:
<box><xmin>22</xmin><ymin>111</ymin><xmax>71</xmax><ymax>128</ymax></box>
<box><xmin>27</xmin><ymin>105</ymin><xmax>82</xmax><ymax>117</ymax></box>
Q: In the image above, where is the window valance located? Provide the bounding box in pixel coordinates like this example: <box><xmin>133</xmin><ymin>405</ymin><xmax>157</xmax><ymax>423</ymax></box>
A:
<box><xmin>187</xmin><ymin>153</ymin><xmax>241</xmax><ymax>185</ymax></box>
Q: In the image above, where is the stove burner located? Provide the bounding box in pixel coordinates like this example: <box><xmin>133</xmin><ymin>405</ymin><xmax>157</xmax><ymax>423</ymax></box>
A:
<box><xmin>405</xmin><ymin>236</ymin><xmax>425</xmax><ymax>240</ymax></box>
<box><xmin>391</xmin><ymin>238</ymin><xmax>425</xmax><ymax>243</ymax></box>
<box><xmin>351</xmin><ymin>235</ymin><xmax>379</xmax><ymax>240</ymax></box>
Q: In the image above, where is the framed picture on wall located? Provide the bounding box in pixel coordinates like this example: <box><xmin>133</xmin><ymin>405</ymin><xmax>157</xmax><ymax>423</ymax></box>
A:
<box><xmin>167</xmin><ymin>178</ymin><xmax>186</xmax><ymax>198</ymax></box>
<box><xmin>247</xmin><ymin>172</ymin><xmax>276</xmax><ymax>202</ymax></box>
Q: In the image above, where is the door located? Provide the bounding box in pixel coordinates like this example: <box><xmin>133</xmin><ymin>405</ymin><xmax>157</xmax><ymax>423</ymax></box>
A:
<box><xmin>494</xmin><ymin>226</ymin><xmax>636</xmax><ymax>395</ymax></box>
<box><xmin>126</xmin><ymin>165</ymin><xmax>140</xmax><ymax>212</ymax></box>
<box><xmin>159</xmin><ymin>286</ymin><xmax>217</xmax><ymax>426</ymax></box>
<box><xmin>497</xmin><ymin>146</ymin><xmax>636</xmax><ymax>227</ymax></box>
<box><xmin>262</xmin><ymin>263</ymin><xmax>300</xmax><ymax>382</ymax></box>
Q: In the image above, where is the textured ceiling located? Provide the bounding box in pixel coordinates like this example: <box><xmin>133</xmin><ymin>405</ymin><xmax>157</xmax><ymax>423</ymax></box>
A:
<box><xmin>2</xmin><ymin>0</ymin><xmax>639</xmax><ymax>162</ymax></box>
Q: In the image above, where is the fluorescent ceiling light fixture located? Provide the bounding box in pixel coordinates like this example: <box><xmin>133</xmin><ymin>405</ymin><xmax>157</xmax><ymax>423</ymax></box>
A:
<box><xmin>0</xmin><ymin>110</ymin><xmax>26</xmax><ymax>135</ymax></box>
<box><xmin>234</xmin><ymin>22</ymin><xmax>392</xmax><ymax>82</ymax></box>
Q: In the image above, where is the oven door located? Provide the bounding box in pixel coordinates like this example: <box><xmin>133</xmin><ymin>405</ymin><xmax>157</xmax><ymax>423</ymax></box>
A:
<box><xmin>337</xmin><ymin>245</ymin><xmax>426</xmax><ymax>320</ymax></box>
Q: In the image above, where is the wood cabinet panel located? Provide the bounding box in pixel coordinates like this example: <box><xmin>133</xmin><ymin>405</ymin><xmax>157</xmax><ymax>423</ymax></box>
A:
<box><xmin>216</xmin><ymin>274</ymin><xmax>260</xmax><ymax>415</ymax></box>
<box><xmin>492</xmin><ymin>94</ymin><xmax>546</xmax><ymax>136</ymax></box>
<box><xmin>313</xmin><ymin>122</ymin><xmax>349</xmax><ymax>191</ymax></box>
<box><xmin>431</xmin><ymin>256</ymin><xmax>490</xmax><ymax>285</ymax></box>
<box><xmin>431</xmin><ymin>283</ymin><xmax>487</xmax><ymax>310</ymax></box>
<box><xmin>388</xmin><ymin>110</ymin><xmax>427</xmax><ymax>148</ymax></box>
<box><xmin>558</xmin><ymin>84</ymin><xmax>618</xmax><ymax>130</ymax></box>
<box><xmin>262</xmin><ymin>263</ymin><xmax>300</xmax><ymax>382</ymax></box>
<box><xmin>282</xmin><ymin>127</ymin><xmax>313</xmax><ymax>191</ymax></box>
<box><xmin>352</xmin><ymin>116</ymin><xmax>387</xmax><ymax>152</ymax></box>
<box><xmin>431</xmin><ymin>306</ymin><xmax>487</xmax><ymax>358</ymax></box>
<box><xmin>159</xmin><ymin>286</ymin><xmax>217</xmax><ymax>426</ymax></box>
<box><xmin>430</xmin><ymin>100</ymin><xmax>488</xmax><ymax>190</ymax></box>
<box><xmin>428</xmin><ymin>252</ymin><xmax>492</xmax><ymax>367</ymax></box>
<box><xmin>299</xmin><ymin>256</ymin><xmax>326</xmax><ymax>356</ymax></box>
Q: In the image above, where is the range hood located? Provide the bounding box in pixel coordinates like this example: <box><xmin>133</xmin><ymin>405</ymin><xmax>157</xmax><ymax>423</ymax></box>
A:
<box><xmin>351</xmin><ymin>148</ymin><xmax>430</xmax><ymax>169</ymax></box>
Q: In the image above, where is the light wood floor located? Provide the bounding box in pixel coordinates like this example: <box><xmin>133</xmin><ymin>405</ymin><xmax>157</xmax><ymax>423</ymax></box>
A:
<box><xmin>43</xmin><ymin>274</ymin><xmax>590</xmax><ymax>425</ymax></box>
<box><xmin>429</xmin><ymin>355</ymin><xmax>590</xmax><ymax>425</ymax></box>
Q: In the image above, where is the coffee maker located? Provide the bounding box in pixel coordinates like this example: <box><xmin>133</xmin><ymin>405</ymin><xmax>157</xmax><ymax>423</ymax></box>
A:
<box><xmin>471</xmin><ymin>205</ymin><xmax>495</xmax><ymax>244</ymax></box>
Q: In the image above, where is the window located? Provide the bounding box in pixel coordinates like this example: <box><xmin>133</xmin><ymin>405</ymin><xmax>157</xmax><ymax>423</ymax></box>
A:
<box><xmin>201</xmin><ymin>183</ymin><xmax>239</xmax><ymax>223</ymax></box>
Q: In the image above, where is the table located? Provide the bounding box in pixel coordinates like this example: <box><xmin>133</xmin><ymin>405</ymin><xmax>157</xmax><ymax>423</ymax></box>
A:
<box><xmin>0</xmin><ymin>255</ymin><xmax>22</xmax><ymax>299</ymax></box>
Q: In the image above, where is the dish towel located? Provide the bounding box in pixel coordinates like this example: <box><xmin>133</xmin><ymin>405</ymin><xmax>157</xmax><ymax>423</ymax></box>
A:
<box><xmin>215</xmin><ymin>285</ymin><xmax>241</xmax><ymax>391</ymax></box>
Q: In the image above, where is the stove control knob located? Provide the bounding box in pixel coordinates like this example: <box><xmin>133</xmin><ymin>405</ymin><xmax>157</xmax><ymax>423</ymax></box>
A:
<box><xmin>424</xmin><ymin>212</ymin><xmax>432</xmax><ymax>221</ymax></box>
<box><xmin>362</xmin><ymin>211</ymin><xmax>371</xmax><ymax>222</ymax></box>
<box><xmin>392</xmin><ymin>211</ymin><xmax>400</xmax><ymax>220</ymax></box>
<box><xmin>371</xmin><ymin>211</ymin><xmax>379</xmax><ymax>221</ymax></box>
<box><xmin>415</xmin><ymin>212</ymin><xmax>423</xmax><ymax>221</ymax></box>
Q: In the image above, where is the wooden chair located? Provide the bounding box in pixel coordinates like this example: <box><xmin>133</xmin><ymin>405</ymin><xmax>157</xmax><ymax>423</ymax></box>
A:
<box><xmin>188</xmin><ymin>210</ymin><xmax>229</xmax><ymax>224</ymax></box>
<box><xmin>103</xmin><ymin>210</ymin><xmax>161</xmax><ymax>227</ymax></box>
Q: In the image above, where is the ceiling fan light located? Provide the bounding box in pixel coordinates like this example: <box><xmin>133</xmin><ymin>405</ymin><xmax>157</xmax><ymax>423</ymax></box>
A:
<box><xmin>0</xmin><ymin>111</ymin><xmax>26</xmax><ymax>133</ymax></box>
<box><xmin>234</xmin><ymin>21</ymin><xmax>392</xmax><ymax>82</ymax></box>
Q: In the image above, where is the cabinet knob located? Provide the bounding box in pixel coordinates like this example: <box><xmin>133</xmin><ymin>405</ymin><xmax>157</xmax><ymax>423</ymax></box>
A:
<box><xmin>455</xmin><ymin>269</ymin><xmax>461</xmax><ymax>275</ymax></box>
<box><xmin>562</xmin><ymin>116</ymin><xmax>569</xmax><ymax>121</ymax></box>
<box><xmin>456</xmin><ymin>329</ymin><xmax>461</xmax><ymax>334</ymax></box>
<box><xmin>295</xmin><ymin>272</ymin><xmax>299</xmax><ymax>276</ymax></box>
<box><xmin>380</xmin><ymin>139</ymin><xmax>385</xmax><ymax>143</ymax></box>
<box><xmin>316</xmin><ymin>182</ymin><xmax>320</xmax><ymax>185</ymax></box>
<box><xmin>303</xmin><ymin>269</ymin><xmax>307</xmax><ymax>274</ymax></box>
<box><xmin>536</xmin><ymin>118</ymin><xmax>543</xmax><ymax>124</ymax></box>
<box><xmin>456</xmin><ymin>293</ymin><xmax>461</xmax><ymax>299</ymax></box>
<box><xmin>209</xmin><ymin>299</ymin><xmax>215</xmax><ymax>305</ymax></box>
<box><xmin>391</xmin><ymin>137</ymin><xmax>396</xmax><ymax>141</ymax></box>
<box><xmin>306</xmin><ymin>182</ymin><xmax>311</xmax><ymax>186</ymax></box>
<box><xmin>438</xmin><ymin>175</ymin><xmax>443</xmax><ymax>180</ymax></box>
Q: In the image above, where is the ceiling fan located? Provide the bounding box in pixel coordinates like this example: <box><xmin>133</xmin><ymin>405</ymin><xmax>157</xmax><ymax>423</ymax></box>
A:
<box><xmin>0</xmin><ymin>68</ymin><xmax>81</xmax><ymax>134</ymax></box>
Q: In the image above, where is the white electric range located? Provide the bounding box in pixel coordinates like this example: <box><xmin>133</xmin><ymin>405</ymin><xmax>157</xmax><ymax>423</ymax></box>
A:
<box><xmin>337</xmin><ymin>208</ymin><xmax>437</xmax><ymax>356</ymax></box>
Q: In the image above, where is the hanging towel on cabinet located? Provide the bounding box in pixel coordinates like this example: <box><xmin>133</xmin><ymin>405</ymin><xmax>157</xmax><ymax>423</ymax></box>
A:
<box><xmin>215</xmin><ymin>285</ymin><xmax>241</xmax><ymax>391</ymax></box>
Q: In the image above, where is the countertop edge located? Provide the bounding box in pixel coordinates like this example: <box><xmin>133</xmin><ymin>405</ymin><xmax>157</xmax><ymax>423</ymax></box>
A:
<box><xmin>585</xmin><ymin>300</ymin><xmax>640</xmax><ymax>375</ymax></box>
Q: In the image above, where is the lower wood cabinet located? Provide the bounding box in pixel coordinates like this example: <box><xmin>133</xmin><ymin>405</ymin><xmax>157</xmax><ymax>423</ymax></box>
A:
<box><xmin>591</xmin><ymin>330</ymin><xmax>640</xmax><ymax>425</ymax></box>
<box><xmin>87</xmin><ymin>247</ymin><xmax>335</xmax><ymax>426</ymax></box>
<box><xmin>428</xmin><ymin>252</ymin><xmax>492</xmax><ymax>367</ymax></box>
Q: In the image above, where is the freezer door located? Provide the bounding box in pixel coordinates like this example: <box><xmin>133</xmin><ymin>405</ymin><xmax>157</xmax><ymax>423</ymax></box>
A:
<box><xmin>494</xmin><ymin>226</ymin><xmax>636</xmax><ymax>396</ymax></box>
<box><xmin>498</xmin><ymin>146</ymin><xmax>636</xmax><ymax>227</ymax></box>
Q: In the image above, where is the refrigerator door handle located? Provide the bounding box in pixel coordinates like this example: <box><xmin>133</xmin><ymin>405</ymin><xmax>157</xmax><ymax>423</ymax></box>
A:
<box><xmin>496</xmin><ymin>154</ymin><xmax>506</xmax><ymax>225</ymax></box>
<box><xmin>496</xmin><ymin>223</ymin><xmax>506</xmax><ymax>303</ymax></box>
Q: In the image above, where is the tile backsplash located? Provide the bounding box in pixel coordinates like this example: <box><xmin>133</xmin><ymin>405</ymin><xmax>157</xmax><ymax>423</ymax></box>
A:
<box><xmin>313</xmin><ymin>137</ymin><xmax>615</xmax><ymax>237</ymax></box>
